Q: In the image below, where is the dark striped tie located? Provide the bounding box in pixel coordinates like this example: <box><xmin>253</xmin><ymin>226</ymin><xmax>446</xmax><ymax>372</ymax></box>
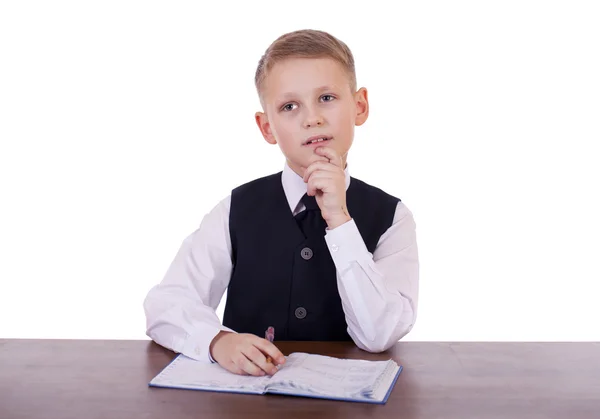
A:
<box><xmin>294</xmin><ymin>193</ymin><xmax>325</xmax><ymax>238</ymax></box>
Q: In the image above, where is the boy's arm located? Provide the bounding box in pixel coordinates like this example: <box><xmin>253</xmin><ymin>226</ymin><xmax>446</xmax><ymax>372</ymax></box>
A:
<box><xmin>324</xmin><ymin>201</ymin><xmax>419</xmax><ymax>353</ymax></box>
<box><xmin>143</xmin><ymin>196</ymin><xmax>235</xmax><ymax>362</ymax></box>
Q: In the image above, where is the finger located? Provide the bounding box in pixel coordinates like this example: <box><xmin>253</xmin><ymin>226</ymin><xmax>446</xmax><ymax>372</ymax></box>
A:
<box><xmin>226</xmin><ymin>362</ymin><xmax>247</xmax><ymax>376</ymax></box>
<box><xmin>315</xmin><ymin>147</ymin><xmax>343</xmax><ymax>168</ymax></box>
<box><xmin>253</xmin><ymin>338</ymin><xmax>286</xmax><ymax>366</ymax></box>
<box><xmin>307</xmin><ymin>175</ymin><xmax>333</xmax><ymax>196</ymax></box>
<box><xmin>235</xmin><ymin>353</ymin><xmax>265</xmax><ymax>377</ymax></box>
<box><xmin>307</xmin><ymin>177</ymin><xmax>323</xmax><ymax>196</ymax></box>
<box><xmin>300</xmin><ymin>155</ymin><xmax>329</xmax><ymax>177</ymax></box>
<box><xmin>222</xmin><ymin>356</ymin><xmax>248</xmax><ymax>375</ymax></box>
<box><xmin>302</xmin><ymin>162</ymin><xmax>339</xmax><ymax>182</ymax></box>
<box><xmin>244</xmin><ymin>345</ymin><xmax>279</xmax><ymax>376</ymax></box>
<box><xmin>308</xmin><ymin>154</ymin><xmax>331</xmax><ymax>164</ymax></box>
<box><xmin>306</xmin><ymin>172</ymin><xmax>326</xmax><ymax>196</ymax></box>
<box><xmin>306</xmin><ymin>172</ymin><xmax>332</xmax><ymax>195</ymax></box>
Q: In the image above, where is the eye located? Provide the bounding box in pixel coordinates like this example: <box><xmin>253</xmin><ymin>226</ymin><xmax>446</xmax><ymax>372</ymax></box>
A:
<box><xmin>321</xmin><ymin>94</ymin><xmax>336</xmax><ymax>102</ymax></box>
<box><xmin>281</xmin><ymin>103</ymin><xmax>297</xmax><ymax>112</ymax></box>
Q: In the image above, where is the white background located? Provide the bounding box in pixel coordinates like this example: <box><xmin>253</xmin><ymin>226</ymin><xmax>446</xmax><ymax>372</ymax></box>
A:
<box><xmin>1</xmin><ymin>1</ymin><xmax>598</xmax><ymax>342</ymax></box>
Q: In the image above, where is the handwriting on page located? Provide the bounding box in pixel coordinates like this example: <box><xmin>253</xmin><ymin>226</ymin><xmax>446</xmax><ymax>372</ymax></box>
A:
<box><xmin>267</xmin><ymin>353</ymin><xmax>391</xmax><ymax>398</ymax></box>
<box><xmin>153</xmin><ymin>355</ymin><xmax>269</xmax><ymax>392</ymax></box>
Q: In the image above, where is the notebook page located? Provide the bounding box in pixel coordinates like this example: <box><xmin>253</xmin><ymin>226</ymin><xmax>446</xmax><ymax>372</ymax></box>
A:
<box><xmin>369</xmin><ymin>362</ymin><xmax>401</xmax><ymax>401</ymax></box>
<box><xmin>266</xmin><ymin>353</ymin><xmax>396</xmax><ymax>400</ymax></box>
<box><xmin>150</xmin><ymin>355</ymin><xmax>269</xmax><ymax>393</ymax></box>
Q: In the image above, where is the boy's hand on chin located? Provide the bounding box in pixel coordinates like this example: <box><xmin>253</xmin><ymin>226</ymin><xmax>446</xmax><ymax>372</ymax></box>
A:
<box><xmin>301</xmin><ymin>147</ymin><xmax>352</xmax><ymax>230</ymax></box>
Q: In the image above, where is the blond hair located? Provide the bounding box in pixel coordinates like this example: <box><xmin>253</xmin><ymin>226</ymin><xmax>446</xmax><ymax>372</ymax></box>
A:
<box><xmin>254</xmin><ymin>29</ymin><xmax>357</xmax><ymax>100</ymax></box>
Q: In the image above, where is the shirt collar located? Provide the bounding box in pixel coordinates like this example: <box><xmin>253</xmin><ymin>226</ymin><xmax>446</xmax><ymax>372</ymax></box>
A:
<box><xmin>281</xmin><ymin>161</ymin><xmax>351</xmax><ymax>213</ymax></box>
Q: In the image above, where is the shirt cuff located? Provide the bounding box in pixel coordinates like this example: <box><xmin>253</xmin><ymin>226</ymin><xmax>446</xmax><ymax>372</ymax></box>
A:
<box><xmin>324</xmin><ymin>218</ymin><xmax>370</xmax><ymax>271</ymax></box>
<box><xmin>177</xmin><ymin>325</ymin><xmax>235</xmax><ymax>363</ymax></box>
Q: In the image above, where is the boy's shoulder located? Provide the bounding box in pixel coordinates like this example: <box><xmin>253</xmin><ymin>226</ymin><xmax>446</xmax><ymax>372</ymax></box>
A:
<box><xmin>231</xmin><ymin>171</ymin><xmax>282</xmax><ymax>196</ymax></box>
<box><xmin>229</xmin><ymin>172</ymin><xmax>401</xmax><ymax>202</ymax></box>
<box><xmin>348</xmin><ymin>176</ymin><xmax>401</xmax><ymax>203</ymax></box>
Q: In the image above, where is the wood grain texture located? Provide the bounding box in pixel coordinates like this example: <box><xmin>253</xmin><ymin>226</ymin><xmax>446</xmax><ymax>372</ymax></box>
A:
<box><xmin>1</xmin><ymin>339</ymin><xmax>599</xmax><ymax>419</ymax></box>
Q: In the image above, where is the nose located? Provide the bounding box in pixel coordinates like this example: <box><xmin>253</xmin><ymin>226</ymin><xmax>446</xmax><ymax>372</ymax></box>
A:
<box><xmin>303</xmin><ymin>109</ymin><xmax>324</xmax><ymax>128</ymax></box>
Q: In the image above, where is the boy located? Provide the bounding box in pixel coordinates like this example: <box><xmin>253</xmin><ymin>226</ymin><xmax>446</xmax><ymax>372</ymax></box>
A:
<box><xmin>144</xmin><ymin>29</ymin><xmax>419</xmax><ymax>377</ymax></box>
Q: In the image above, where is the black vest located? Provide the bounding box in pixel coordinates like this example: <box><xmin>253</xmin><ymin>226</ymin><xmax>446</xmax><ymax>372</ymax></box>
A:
<box><xmin>223</xmin><ymin>172</ymin><xmax>400</xmax><ymax>341</ymax></box>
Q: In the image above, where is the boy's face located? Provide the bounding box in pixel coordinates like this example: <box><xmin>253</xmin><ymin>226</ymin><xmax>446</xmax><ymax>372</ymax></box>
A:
<box><xmin>255</xmin><ymin>57</ymin><xmax>369</xmax><ymax>176</ymax></box>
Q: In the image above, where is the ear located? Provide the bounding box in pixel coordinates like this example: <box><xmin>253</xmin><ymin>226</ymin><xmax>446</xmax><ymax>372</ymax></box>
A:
<box><xmin>354</xmin><ymin>87</ymin><xmax>369</xmax><ymax>126</ymax></box>
<box><xmin>255</xmin><ymin>111</ymin><xmax>277</xmax><ymax>145</ymax></box>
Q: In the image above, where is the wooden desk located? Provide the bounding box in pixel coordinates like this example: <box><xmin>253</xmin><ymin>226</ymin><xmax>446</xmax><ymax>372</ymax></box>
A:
<box><xmin>1</xmin><ymin>340</ymin><xmax>599</xmax><ymax>418</ymax></box>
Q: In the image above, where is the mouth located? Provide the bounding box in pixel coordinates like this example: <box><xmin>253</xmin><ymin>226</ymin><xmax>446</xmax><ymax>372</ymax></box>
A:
<box><xmin>303</xmin><ymin>135</ymin><xmax>333</xmax><ymax>147</ymax></box>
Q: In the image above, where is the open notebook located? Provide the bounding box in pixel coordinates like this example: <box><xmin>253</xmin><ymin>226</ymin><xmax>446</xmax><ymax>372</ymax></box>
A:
<box><xmin>149</xmin><ymin>352</ymin><xmax>402</xmax><ymax>404</ymax></box>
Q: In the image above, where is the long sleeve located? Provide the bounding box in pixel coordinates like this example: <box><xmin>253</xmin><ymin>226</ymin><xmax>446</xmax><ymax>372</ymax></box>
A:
<box><xmin>324</xmin><ymin>201</ymin><xmax>419</xmax><ymax>353</ymax></box>
<box><xmin>143</xmin><ymin>196</ymin><xmax>235</xmax><ymax>362</ymax></box>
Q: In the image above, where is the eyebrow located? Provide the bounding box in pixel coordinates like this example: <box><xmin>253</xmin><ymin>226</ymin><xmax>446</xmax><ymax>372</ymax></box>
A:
<box><xmin>279</xmin><ymin>85</ymin><xmax>337</xmax><ymax>99</ymax></box>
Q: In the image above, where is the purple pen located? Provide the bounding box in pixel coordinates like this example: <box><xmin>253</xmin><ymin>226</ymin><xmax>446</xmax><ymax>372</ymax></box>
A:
<box><xmin>265</xmin><ymin>326</ymin><xmax>275</xmax><ymax>364</ymax></box>
<box><xmin>265</xmin><ymin>326</ymin><xmax>275</xmax><ymax>342</ymax></box>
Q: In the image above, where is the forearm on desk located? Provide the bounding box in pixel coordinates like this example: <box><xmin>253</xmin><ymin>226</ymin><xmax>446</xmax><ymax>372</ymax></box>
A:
<box><xmin>144</xmin><ymin>290</ymin><xmax>234</xmax><ymax>362</ymax></box>
<box><xmin>324</xmin><ymin>209</ymin><xmax>419</xmax><ymax>352</ymax></box>
<box><xmin>337</xmin><ymin>258</ymin><xmax>416</xmax><ymax>352</ymax></box>
<box><xmin>144</xmin><ymin>195</ymin><xmax>236</xmax><ymax>361</ymax></box>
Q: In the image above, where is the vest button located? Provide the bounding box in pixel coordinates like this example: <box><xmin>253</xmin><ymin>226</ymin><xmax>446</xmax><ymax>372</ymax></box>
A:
<box><xmin>300</xmin><ymin>247</ymin><xmax>313</xmax><ymax>260</ymax></box>
<box><xmin>295</xmin><ymin>307</ymin><xmax>307</xmax><ymax>319</ymax></box>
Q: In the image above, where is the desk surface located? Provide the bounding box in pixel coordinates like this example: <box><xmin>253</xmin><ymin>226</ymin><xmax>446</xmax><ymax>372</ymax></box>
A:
<box><xmin>1</xmin><ymin>340</ymin><xmax>599</xmax><ymax>419</ymax></box>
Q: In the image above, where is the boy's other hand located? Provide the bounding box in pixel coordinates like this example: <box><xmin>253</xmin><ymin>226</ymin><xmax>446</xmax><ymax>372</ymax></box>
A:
<box><xmin>209</xmin><ymin>331</ymin><xmax>285</xmax><ymax>376</ymax></box>
<box><xmin>301</xmin><ymin>146</ymin><xmax>352</xmax><ymax>229</ymax></box>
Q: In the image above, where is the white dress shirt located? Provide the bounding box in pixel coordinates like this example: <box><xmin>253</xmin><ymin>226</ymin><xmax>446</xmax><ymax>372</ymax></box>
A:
<box><xmin>143</xmin><ymin>163</ymin><xmax>419</xmax><ymax>362</ymax></box>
